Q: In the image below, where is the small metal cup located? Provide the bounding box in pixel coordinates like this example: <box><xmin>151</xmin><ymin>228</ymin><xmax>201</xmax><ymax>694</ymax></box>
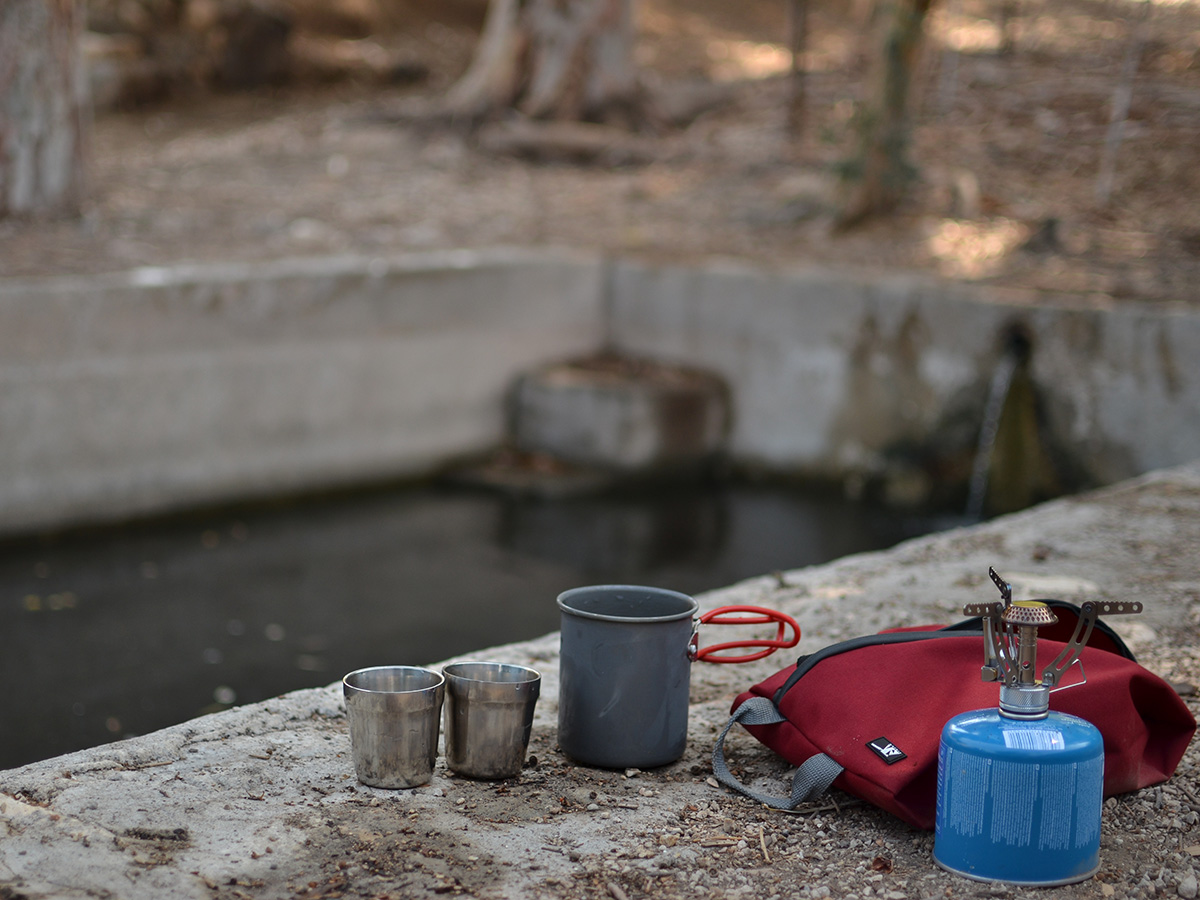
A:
<box><xmin>343</xmin><ymin>665</ymin><xmax>445</xmax><ymax>788</ymax></box>
<box><xmin>442</xmin><ymin>661</ymin><xmax>541</xmax><ymax>780</ymax></box>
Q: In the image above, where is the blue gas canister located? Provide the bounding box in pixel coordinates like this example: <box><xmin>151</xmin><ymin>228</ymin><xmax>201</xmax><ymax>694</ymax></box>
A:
<box><xmin>933</xmin><ymin>568</ymin><xmax>1142</xmax><ymax>886</ymax></box>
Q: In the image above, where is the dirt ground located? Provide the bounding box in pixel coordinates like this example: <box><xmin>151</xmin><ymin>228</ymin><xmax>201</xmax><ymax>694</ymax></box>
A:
<box><xmin>2</xmin><ymin>0</ymin><xmax>1199</xmax><ymax>305</ymax></box>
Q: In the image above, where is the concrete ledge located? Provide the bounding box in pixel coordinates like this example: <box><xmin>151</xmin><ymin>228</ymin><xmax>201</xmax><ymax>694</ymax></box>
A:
<box><xmin>4</xmin><ymin>249</ymin><xmax>1200</xmax><ymax>535</ymax></box>
<box><xmin>2</xmin><ymin>462</ymin><xmax>1197</xmax><ymax>899</ymax></box>
<box><xmin>0</xmin><ymin>249</ymin><xmax>605</xmax><ymax>534</ymax></box>
<box><xmin>610</xmin><ymin>259</ymin><xmax>1200</xmax><ymax>486</ymax></box>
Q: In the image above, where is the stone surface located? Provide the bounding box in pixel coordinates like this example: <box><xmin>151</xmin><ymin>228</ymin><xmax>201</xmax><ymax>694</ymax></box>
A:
<box><xmin>2</xmin><ymin>461</ymin><xmax>1199</xmax><ymax>899</ymax></box>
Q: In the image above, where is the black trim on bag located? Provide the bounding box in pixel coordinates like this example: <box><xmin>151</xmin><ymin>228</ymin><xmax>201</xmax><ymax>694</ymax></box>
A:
<box><xmin>772</xmin><ymin>631</ymin><xmax>975</xmax><ymax>706</ymax></box>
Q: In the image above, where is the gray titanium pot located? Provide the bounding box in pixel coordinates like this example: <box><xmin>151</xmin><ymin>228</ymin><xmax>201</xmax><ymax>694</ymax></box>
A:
<box><xmin>556</xmin><ymin>584</ymin><xmax>699</xmax><ymax>769</ymax></box>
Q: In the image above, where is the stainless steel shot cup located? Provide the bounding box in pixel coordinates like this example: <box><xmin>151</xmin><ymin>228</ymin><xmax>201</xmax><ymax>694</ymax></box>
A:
<box><xmin>343</xmin><ymin>665</ymin><xmax>445</xmax><ymax>788</ymax></box>
<box><xmin>442</xmin><ymin>661</ymin><xmax>541</xmax><ymax>779</ymax></box>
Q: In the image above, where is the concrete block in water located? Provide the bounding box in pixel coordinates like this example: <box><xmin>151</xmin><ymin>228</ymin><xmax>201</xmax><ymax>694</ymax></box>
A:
<box><xmin>511</xmin><ymin>356</ymin><xmax>730</xmax><ymax>471</ymax></box>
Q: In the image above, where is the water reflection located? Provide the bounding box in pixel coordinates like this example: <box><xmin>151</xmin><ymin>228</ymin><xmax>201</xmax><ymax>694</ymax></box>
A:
<box><xmin>0</xmin><ymin>482</ymin><xmax>935</xmax><ymax>769</ymax></box>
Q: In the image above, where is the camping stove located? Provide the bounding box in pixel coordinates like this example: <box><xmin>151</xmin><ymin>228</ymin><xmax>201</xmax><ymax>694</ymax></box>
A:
<box><xmin>932</xmin><ymin>567</ymin><xmax>1141</xmax><ymax>885</ymax></box>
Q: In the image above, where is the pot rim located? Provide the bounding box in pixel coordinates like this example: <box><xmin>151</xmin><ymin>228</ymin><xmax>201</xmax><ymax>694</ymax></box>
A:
<box><xmin>556</xmin><ymin>584</ymin><xmax>698</xmax><ymax>624</ymax></box>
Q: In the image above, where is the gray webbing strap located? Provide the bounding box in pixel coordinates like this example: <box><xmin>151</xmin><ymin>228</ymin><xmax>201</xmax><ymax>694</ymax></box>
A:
<box><xmin>711</xmin><ymin>696</ymin><xmax>844</xmax><ymax>810</ymax></box>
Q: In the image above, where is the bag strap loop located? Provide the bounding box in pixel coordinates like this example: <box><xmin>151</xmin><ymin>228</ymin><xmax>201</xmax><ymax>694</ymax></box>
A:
<box><xmin>711</xmin><ymin>696</ymin><xmax>844</xmax><ymax>809</ymax></box>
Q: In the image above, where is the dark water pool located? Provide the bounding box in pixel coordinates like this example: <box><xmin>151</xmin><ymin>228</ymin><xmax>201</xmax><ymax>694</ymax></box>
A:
<box><xmin>0</xmin><ymin>481</ymin><xmax>942</xmax><ymax>769</ymax></box>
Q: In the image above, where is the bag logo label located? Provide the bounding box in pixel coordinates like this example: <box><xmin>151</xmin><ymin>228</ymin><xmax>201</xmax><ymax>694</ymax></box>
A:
<box><xmin>867</xmin><ymin>736</ymin><xmax>907</xmax><ymax>764</ymax></box>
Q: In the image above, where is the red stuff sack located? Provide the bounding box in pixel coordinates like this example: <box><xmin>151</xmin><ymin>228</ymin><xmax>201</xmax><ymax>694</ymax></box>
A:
<box><xmin>711</xmin><ymin>604</ymin><xmax>1196</xmax><ymax>830</ymax></box>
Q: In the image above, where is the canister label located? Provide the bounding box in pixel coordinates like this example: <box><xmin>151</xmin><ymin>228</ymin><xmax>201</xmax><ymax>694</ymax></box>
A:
<box><xmin>938</xmin><ymin>743</ymin><xmax>1102</xmax><ymax>850</ymax></box>
<box><xmin>935</xmin><ymin>727</ymin><xmax>1104</xmax><ymax>885</ymax></box>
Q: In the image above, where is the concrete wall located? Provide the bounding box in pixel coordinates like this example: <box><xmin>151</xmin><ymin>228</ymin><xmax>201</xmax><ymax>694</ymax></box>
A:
<box><xmin>2</xmin><ymin>249</ymin><xmax>1197</xmax><ymax>535</ymax></box>
<box><xmin>0</xmin><ymin>250</ymin><xmax>605</xmax><ymax>534</ymax></box>
<box><xmin>607</xmin><ymin>258</ymin><xmax>1200</xmax><ymax>488</ymax></box>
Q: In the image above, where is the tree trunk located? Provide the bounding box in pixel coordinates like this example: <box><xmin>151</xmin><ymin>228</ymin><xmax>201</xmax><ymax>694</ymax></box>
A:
<box><xmin>786</xmin><ymin>0</ymin><xmax>808</xmax><ymax>137</ymax></box>
<box><xmin>836</xmin><ymin>0</ymin><xmax>932</xmax><ymax>228</ymax></box>
<box><xmin>0</xmin><ymin>0</ymin><xmax>89</xmax><ymax>218</ymax></box>
<box><xmin>446</xmin><ymin>0</ymin><xmax>638</xmax><ymax>124</ymax></box>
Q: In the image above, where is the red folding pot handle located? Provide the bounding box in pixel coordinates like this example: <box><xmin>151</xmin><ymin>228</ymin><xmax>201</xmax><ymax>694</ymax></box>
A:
<box><xmin>688</xmin><ymin>605</ymin><xmax>801</xmax><ymax>664</ymax></box>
